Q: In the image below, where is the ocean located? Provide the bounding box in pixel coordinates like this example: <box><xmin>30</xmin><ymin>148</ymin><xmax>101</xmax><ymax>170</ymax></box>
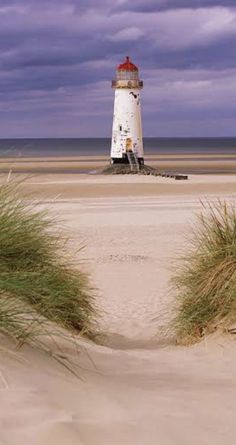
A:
<box><xmin>0</xmin><ymin>138</ymin><xmax>235</xmax><ymax>158</ymax></box>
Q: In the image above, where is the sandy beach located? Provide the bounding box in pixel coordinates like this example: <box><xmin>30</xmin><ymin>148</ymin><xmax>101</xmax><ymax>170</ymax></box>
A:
<box><xmin>1</xmin><ymin>172</ymin><xmax>236</xmax><ymax>444</ymax></box>
<box><xmin>16</xmin><ymin>172</ymin><xmax>236</xmax><ymax>199</ymax></box>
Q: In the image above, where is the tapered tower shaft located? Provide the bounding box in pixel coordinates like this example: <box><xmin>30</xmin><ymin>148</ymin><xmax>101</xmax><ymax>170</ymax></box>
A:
<box><xmin>110</xmin><ymin>57</ymin><xmax>144</xmax><ymax>164</ymax></box>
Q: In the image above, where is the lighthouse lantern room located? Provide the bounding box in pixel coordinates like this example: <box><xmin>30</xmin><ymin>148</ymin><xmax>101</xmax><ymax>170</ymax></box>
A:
<box><xmin>110</xmin><ymin>56</ymin><xmax>144</xmax><ymax>165</ymax></box>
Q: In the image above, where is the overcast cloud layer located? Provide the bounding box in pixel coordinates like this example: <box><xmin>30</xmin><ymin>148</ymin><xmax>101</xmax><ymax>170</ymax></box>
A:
<box><xmin>0</xmin><ymin>0</ymin><xmax>235</xmax><ymax>137</ymax></box>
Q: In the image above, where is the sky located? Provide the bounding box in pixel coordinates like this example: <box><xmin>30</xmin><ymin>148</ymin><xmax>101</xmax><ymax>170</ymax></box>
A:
<box><xmin>0</xmin><ymin>0</ymin><xmax>236</xmax><ymax>138</ymax></box>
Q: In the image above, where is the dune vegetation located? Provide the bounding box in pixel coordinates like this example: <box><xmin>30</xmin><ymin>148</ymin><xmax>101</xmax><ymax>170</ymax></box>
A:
<box><xmin>173</xmin><ymin>200</ymin><xmax>236</xmax><ymax>344</ymax></box>
<box><xmin>0</xmin><ymin>180</ymin><xmax>95</xmax><ymax>356</ymax></box>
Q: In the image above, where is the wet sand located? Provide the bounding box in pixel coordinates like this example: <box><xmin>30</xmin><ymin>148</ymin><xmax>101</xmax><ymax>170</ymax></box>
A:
<box><xmin>1</xmin><ymin>153</ymin><xmax>236</xmax><ymax>174</ymax></box>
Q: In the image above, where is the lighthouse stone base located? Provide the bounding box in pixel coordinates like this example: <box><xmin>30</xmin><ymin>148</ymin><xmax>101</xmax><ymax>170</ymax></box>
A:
<box><xmin>102</xmin><ymin>163</ymin><xmax>157</xmax><ymax>175</ymax></box>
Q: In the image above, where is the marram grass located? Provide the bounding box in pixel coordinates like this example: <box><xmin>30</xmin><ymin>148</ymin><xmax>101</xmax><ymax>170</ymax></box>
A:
<box><xmin>172</xmin><ymin>200</ymin><xmax>236</xmax><ymax>344</ymax></box>
<box><xmin>0</xmin><ymin>180</ymin><xmax>95</xmax><ymax>357</ymax></box>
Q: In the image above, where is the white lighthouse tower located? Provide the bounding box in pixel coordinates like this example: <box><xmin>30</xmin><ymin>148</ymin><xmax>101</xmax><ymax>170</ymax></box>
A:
<box><xmin>111</xmin><ymin>56</ymin><xmax>144</xmax><ymax>165</ymax></box>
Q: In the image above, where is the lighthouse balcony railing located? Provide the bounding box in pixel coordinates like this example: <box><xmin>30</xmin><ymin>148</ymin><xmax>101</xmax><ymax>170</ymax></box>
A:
<box><xmin>111</xmin><ymin>80</ymin><xmax>143</xmax><ymax>89</ymax></box>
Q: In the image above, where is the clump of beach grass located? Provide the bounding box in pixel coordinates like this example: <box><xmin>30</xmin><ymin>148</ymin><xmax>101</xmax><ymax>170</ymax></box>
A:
<box><xmin>172</xmin><ymin>200</ymin><xmax>236</xmax><ymax>344</ymax></box>
<box><xmin>0</xmin><ymin>179</ymin><xmax>95</xmax><ymax>360</ymax></box>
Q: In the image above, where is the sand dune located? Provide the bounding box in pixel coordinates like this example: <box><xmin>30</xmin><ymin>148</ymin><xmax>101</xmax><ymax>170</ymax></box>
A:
<box><xmin>1</xmin><ymin>335</ymin><xmax>236</xmax><ymax>445</ymax></box>
<box><xmin>1</xmin><ymin>174</ymin><xmax>236</xmax><ymax>444</ymax></box>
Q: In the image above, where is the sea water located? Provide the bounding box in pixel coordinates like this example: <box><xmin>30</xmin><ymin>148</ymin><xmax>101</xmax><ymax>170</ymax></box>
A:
<box><xmin>0</xmin><ymin>138</ymin><xmax>235</xmax><ymax>158</ymax></box>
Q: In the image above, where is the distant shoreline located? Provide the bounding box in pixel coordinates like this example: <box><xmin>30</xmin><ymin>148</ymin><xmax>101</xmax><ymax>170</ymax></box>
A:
<box><xmin>0</xmin><ymin>153</ymin><xmax>236</xmax><ymax>175</ymax></box>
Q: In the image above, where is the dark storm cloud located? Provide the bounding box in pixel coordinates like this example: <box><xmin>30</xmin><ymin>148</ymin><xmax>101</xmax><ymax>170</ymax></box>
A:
<box><xmin>2</xmin><ymin>0</ymin><xmax>234</xmax><ymax>10</ymax></box>
<box><xmin>113</xmin><ymin>0</ymin><xmax>236</xmax><ymax>13</ymax></box>
<box><xmin>0</xmin><ymin>0</ymin><xmax>235</xmax><ymax>137</ymax></box>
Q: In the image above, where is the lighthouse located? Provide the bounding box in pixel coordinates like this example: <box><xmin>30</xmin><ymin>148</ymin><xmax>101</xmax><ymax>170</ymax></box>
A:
<box><xmin>111</xmin><ymin>56</ymin><xmax>144</xmax><ymax>165</ymax></box>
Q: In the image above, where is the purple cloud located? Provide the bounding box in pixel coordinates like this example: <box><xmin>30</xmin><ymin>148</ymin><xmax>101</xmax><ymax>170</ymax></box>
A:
<box><xmin>0</xmin><ymin>0</ymin><xmax>235</xmax><ymax>137</ymax></box>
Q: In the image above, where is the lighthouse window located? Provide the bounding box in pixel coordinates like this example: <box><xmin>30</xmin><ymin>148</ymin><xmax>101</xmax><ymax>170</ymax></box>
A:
<box><xmin>119</xmin><ymin>125</ymin><xmax>122</xmax><ymax>131</ymax></box>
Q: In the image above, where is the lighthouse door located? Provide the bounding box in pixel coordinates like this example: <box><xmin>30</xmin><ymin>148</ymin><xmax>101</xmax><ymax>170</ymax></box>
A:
<box><xmin>126</xmin><ymin>138</ymin><xmax>133</xmax><ymax>152</ymax></box>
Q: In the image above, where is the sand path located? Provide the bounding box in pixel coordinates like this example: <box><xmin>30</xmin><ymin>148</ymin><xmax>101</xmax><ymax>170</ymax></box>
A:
<box><xmin>1</xmin><ymin>175</ymin><xmax>236</xmax><ymax>444</ymax></box>
<box><xmin>51</xmin><ymin>188</ymin><xmax>234</xmax><ymax>344</ymax></box>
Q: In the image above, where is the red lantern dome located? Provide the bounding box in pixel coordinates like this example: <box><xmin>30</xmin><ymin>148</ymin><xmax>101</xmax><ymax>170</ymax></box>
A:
<box><xmin>117</xmin><ymin>56</ymin><xmax>138</xmax><ymax>72</ymax></box>
<box><xmin>112</xmin><ymin>56</ymin><xmax>143</xmax><ymax>88</ymax></box>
